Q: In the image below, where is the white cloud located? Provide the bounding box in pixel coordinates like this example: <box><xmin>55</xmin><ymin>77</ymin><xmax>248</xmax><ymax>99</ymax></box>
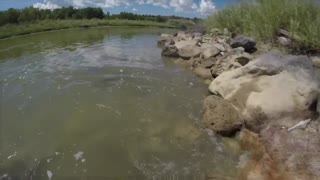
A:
<box><xmin>132</xmin><ymin>8</ymin><xmax>138</xmax><ymax>11</ymax></box>
<box><xmin>33</xmin><ymin>2</ymin><xmax>61</xmax><ymax>9</ymax></box>
<box><xmin>169</xmin><ymin>0</ymin><xmax>198</xmax><ymax>12</ymax></box>
<box><xmin>198</xmin><ymin>0</ymin><xmax>215</xmax><ymax>15</ymax></box>
<box><xmin>32</xmin><ymin>0</ymin><xmax>216</xmax><ymax>16</ymax></box>
<box><xmin>146</xmin><ymin>0</ymin><xmax>169</xmax><ymax>8</ymax></box>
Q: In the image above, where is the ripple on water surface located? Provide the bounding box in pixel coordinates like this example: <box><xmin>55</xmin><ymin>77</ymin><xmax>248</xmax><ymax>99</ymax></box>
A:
<box><xmin>0</xmin><ymin>27</ymin><xmax>243</xmax><ymax>179</ymax></box>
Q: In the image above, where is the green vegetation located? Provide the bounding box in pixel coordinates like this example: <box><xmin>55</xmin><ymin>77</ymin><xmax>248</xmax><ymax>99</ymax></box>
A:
<box><xmin>0</xmin><ymin>19</ymin><xmax>175</xmax><ymax>39</ymax></box>
<box><xmin>205</xmin><ymin>0</ymin><xmax>320</xmax><ymax>52</ymax></box>
<box><xmin>0</xmin><ymin>6</ymin><xmax>199</xmax><ymax>39</ymax></box>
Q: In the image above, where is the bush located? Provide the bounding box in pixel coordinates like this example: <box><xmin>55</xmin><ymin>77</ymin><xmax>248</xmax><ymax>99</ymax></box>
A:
<box><xmin>205</xmin><ymin>0</ymin><xmax>320</xmax><ymax>52</ymax></box>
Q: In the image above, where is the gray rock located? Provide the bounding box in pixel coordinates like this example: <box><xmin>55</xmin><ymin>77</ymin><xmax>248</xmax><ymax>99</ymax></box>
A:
<box><xmin>311</xmin><ymin>56</ymin><xmax>320</xmax><ymax>68</ymax></box>
<box><xmin>202</xmin><ymin>47</ymin><xmax>220</xmax><ymax>59</ymax></box>
<box><xmin>160</xmin><ymin>33</ymin><xmax>170</xmax><ymax>38</ymax></box>
<box><xmin>158</xmin><ymin>38</ymin><xmax>174</xmax><ymax>48</ymax></box>
<box><xmin>201</xmin><ymin>36</ymin><xmax>213</xmax><ymax>43</ymax></box>
<box><xmin>192</xmin><ymin>32</ymin><xmax>203</xmax><ymax>38</ymax></box>
<box><xmin>193</xmin><ymin>67</ymin><xmax>213</xmax><ymax>79</ymax></box>
<box><xmin>230</xmin><ymin>35</ymin><xmax>256</xmax><ymax>52</ymax></box>
<box><xmin>210</xmin><ymin>52</ymin><xmax>252</xmax><ymax>78</ymax></box>
<box><xmin>178</xmin><ymin>45</ymin><xmax>202</xmax><ymax>59</ymax></box>
<box><xmin>223</xmin><ymin>28</ymin><xmax>230</xmax><ymax>37</ymax></box>
<box><xmin>199</xmin><ymin>58</ymin><xmax>216</xmax><ymax>68</ymax></box>
<box><xmin>175</xmin><ymin>39</ymin><xmax>199</xmax><ymax>49</ymax></box>
<box><xmin>203</xmin><ymin>95</ymin><xmax>243</xmax><ymax>136</ymax></box>
<box><xmin>233</xmin><ymin>47</ymin><xmax>245</xmax><ymax>54</ymax></box>
<box><xmin>161</xmin><ymin>45</ymin><xmax>179</xmax><ymax>57</ymax></box>
<box><xmin>214</xmin><ymin>43</ymin><xmax>226</xmax><ymax>52</ymax></box>
<box><xmin>278</xmin><ymin>36</ymin><xmax>291</xmax><ymax>46</ymax></box>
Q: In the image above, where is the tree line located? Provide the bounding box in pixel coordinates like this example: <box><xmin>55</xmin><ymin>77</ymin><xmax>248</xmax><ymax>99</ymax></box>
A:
<box><xmin>0</xmin><ymin>6</ymin><xmax>186</xmax><ymax>26</ymax></box>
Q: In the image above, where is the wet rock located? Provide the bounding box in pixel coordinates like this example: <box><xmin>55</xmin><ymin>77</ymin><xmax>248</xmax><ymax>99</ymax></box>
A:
<box><xmin>178</xmin><ymin>45</ymin><xmax>202</xmax><ymax>59</ymax></box>
<box><xmin>174</xmin><ymin>58</ymin><xmax>194</xmax><ymax>68</ymax></box>
<box><xmin>278</xmin><ymin>36</ymin><xmax>291</xmax><ymax>46</ymax></box>
<box><xmin>238</xmin><ymin>129</ymin><xmax>289</xmax><ymax>180</ymax></box>
<box><xmin>193</xmin><ymin>67</ymin><xmax>213</xmax><ymax>79</ymax></box>
<box><xmin>230</xmin><ymin>35</ymin><xmax>256</xmax><ymax>52</ymax></box>
<box><xmin>199</xmin><ymin>58</ymin><xmax>216</xmax><ymax>69</ymax></box>
<box><xmin>162</xmin><ymin>45</ymin><xmax>179</xmax><ymax>57</ymax></box>
<box><xmin>209</xmin><ymin>51</ymin><xmax>320</xmax><ymax>130</ymax></box>
<box><xmin>203</xmin><ymin>96</ymin><xmax>243</xmax><ymax>136</ymax></box>
<box><xmin>202</xmin><ymin>47</ymin><xmax>220</xmax><ymax>59</ymax></box>
<box><xmin>260</xmin><ymin>120</ymin><xmax>320</xmax><ymax>179</ymax></box>
<box><xmin>158</xmin><ymin>38</ymin><xmax>174</xmax><ymax>48</ymax></box>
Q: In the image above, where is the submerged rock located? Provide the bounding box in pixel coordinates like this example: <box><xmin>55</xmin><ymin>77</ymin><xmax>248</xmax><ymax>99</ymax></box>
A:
<box><xmin>193</xmin><ymin>67</ymin><xmax>213</xmax><ymax>80</ymax></box>
<box><xmin>202</xmin><ymin>95</ymin><xmax>243</xmax><ymax>136</ymax></box>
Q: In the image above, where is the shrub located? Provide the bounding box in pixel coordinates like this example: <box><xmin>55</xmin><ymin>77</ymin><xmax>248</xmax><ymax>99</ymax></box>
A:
<box><xmin>205</xmin><ymin>0</ymin><xmax>320</xmax><ymax>52</ymax></box>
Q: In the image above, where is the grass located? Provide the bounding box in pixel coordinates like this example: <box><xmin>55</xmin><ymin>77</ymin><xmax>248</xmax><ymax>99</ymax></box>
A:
<box><xmin>0</xmin><ymin>19</ymin><xmax>175</xmax><ymax>39</ymax></box>
<box><xmin>205</xmin><ymin>0</ymin><xmax>320</xmax><ymax>53</ymax></box>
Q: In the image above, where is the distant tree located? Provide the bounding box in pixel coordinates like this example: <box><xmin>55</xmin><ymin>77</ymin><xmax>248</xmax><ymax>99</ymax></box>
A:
<box><xmin>7</xmin><ymin>8</ymin><xmax>19</xmax><ymax>23</ymax></box>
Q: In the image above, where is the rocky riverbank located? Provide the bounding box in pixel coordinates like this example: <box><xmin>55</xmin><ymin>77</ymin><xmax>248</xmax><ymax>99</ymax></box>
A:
<box><xmin>158</xmin><ymin>30</ymin><xmax>320</xmax><ymax>179</ymax></box>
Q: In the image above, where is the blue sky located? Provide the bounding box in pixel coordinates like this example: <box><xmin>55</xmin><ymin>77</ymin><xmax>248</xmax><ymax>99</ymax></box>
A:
<box><xmin>0</xmin><ymin>0</ymin><xmax>233</xmax><ymax>18</ymax></box>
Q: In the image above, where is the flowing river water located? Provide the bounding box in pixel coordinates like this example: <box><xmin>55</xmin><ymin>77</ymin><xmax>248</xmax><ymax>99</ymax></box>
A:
<box><xmin>0</xmin><ymin>27</ymin><xmax>244</xmax><ymax>179</ymax></box>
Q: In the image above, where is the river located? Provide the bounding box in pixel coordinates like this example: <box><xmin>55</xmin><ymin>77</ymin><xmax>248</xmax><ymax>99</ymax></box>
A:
<box><xmin>0</xmin><ymin>27</ymin><xmax>242</xmax><ymax>179</ymax></box>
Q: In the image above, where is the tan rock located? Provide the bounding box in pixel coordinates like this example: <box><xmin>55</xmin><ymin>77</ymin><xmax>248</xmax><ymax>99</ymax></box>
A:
<box><xmin>202</xmin><ymin>95</ymin><xmax>243</xmax><ymax>136</ymax></box>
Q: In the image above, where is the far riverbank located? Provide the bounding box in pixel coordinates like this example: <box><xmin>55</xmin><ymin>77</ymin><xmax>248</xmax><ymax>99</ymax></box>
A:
<box><xmin>0</xmin><ymin>19</ymin><xmax>176</xmax><ymax>39</ymax></box>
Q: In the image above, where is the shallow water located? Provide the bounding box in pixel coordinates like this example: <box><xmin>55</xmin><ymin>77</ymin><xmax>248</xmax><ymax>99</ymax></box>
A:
<box><xmin>0</xmin><ymin>27</ymin><xmax>242</xmax><ymax>179</ymax></box>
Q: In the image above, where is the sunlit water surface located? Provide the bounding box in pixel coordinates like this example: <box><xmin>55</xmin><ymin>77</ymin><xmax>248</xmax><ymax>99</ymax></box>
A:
<box><xmin>0</xmin><ymin>27</ymin><xmax>242</xmax><ymax>179</ymax></box>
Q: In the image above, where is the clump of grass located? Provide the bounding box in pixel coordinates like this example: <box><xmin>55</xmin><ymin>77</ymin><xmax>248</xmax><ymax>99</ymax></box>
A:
<box><xmin>205</xmin><ymin>0</ymin><xmax>320</xmax><ymax>53</ymax></box>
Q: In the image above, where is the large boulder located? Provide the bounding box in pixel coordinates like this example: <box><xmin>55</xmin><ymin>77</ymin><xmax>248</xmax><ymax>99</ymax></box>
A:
<box><xmin>178</xmin><ymin>45</ymin><xmax>202</xmax><ymax>59</ymax></box>
<box><xmin>203</xmin><ymin>96</ymin><xmax>243</xmax><ymax>136</ymax></box>
<box><xmin>209</xmin><ymin>51</ymin><xmax>320</xmax><ymax>129</ymax></box>
<box><xmin>230</xmin><ymin>35</ymin><xmax>256</xmax><ymax>52</ymax></box>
